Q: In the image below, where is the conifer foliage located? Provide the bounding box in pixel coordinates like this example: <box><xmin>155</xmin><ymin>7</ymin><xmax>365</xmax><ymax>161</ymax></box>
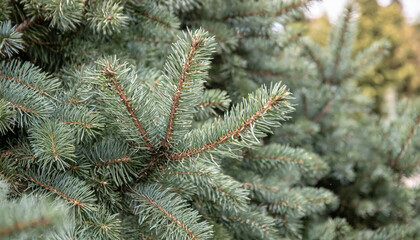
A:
<box><xmin>1</xmin><ymin>0</ymin><xmax>420</xmax><ymax>239</ymax></box>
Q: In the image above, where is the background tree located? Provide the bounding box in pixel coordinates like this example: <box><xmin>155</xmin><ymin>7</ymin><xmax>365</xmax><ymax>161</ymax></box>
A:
<box><xmin>308</xmin><ymin>0</ymin><xmax>420</xmax><ymax>115</ymax></box>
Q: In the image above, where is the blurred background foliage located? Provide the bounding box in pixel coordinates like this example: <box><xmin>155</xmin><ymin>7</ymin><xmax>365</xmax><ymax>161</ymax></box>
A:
<box><xmin>308</xmin><ymin>0</ymin><xmax>420</xmax><ymax>115</ymax></box>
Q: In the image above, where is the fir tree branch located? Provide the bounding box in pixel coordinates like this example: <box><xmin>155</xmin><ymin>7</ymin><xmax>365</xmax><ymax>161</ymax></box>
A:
<box><xmin>94</xmin><ymin>157</ymin><xmax>131</xmax><ymax>168</ymax></box>
<box><xmin>161</xmin><ymin>36</ymin><xmax>204</xmax><ymax>148</ymax></box>
<box><xmin>132</xmin><ymin>191</ymin><xmax>198</xmax><ymax>239</ymax></box>
<box><xmin>140</xmin><ymin>10</ymin><xmax>172</xmax><ymax>28</ymax></box>
<box><xmin>169</xmin><ymin>94</ymin><xmax>287</xmax><ymax>160</ymax></box>
<box><xmin>303</xmin><ymin>43</ymin><xmax>327</xmax><ymax>82</ymax></box>
<box><xmin>161</xmin><ymin>169</ymin><xmax>240</xmax><ymax>204</ymax></box>
<box><xmin>102</xmin><ymin>66</ymin><xmax>154</xmax><ymax>151</ymax></box>
<box><xmin>0</xmin><ymin>73</ymin><xmax>48</xmax><ymax>96</ymax></box>
<box><xmin>130</xmin><ymin>185</ymin><xmax>211</xmax><ymax>240</ymax></box>
<box><xmin>312</xmin><ymin>96</ymin><xmax>334</xmax><ymax>123</ymax></box>
<box><xmin>28</xmin><ymin>176</ymin><xmax>85</xmax><ymax>207</ymax></box>
<box><xmin>7</xmin><ymin>100</ymin><xmax>40</xmax><ymax>117</ymax></box>
<box><xmin>275</xmin><ymin>0</ymin><xmax>312</xmax><ymax>16</ymax></box>
<box><xmin>15</xmin><ymin>15</ymin><xmax>39</xmax><ymax>33</ymax></box>
<box><xmin>390</xmin><ymin>114</ymin><xmax>420</xmax><ymax>169</ymax></box>
<box><xmin>330</xmin><ymin>4</ymin><xmax>354</xmax><ymax>83</ymax></box>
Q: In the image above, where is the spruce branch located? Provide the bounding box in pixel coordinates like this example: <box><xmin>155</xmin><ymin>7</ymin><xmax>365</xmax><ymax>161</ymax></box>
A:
<box><xmin>0</xmin><ymin>72</ymin><xmax>47</xmax><ymax>96</ymax></box>
<box><xmin>130</xmin><ymin>184</ymin><xmax>213</xmax><ymax>240</ymax></box>
<box><xmin>221</xmin><ymin>0</ymin><xmax>314</xmax><ymax>21</ymax></box>
<box><xmin>26</xmin><ymin>171</ymin><xmax>97</xmax><ymax>214</ymax></box>
<box><xmin>390</xmin><ymin>114</ymin><xmax>420</xmax><ymax>169</ymax></box>
<box><xmin>29</xmin><ymin>120</ymin><xmax>76</xmax><ymax>171</ymax></box>
<box><xmin>0</xmin><ymin>99</ymin><xmax>15</xmax><ymax>134</ymax></box>
<box><xmin>159</xmin><ymin>29</ymin><xmax>216</xmax><ymax>148</ymax></box>
<box><xmin>0</xmin><ymin>21</ymin><xmax>25</xmax><ymax>58</ymax></box>
<box><xmin>329</xmin><ymin>3</ymin><xmax>356</xmax><ymax>83</ymax></box>
<box><xmin>0</xmin><ymin>60</ymin><xmax>59</xmax><ymax>124</ymax></box>
<box><xmin>83</xmin><ymin>209</ymin><xmax>122</xmax><ymax>240</ymax></box>
<box><xmin>7</xmin><ymin>100</ymin><xmax>39</xmax><ymax>117</ymax></box>
<box><xmin>194</xmin><ymin>89</ymin><xmax>231</xmax><ymax>121</ymax></box>
<box><xmin>29</xmin><ymin>176</ymin><xmax>84</xmax><ymax>207</ymax></box>
<box><xmin>303</xmin><ymin>40</ymin><xmax>327</xmax><ymax>82</ymax></box>
<box><xmin>21</xmin><ymin>0</ymin><xmax>84</xmax><ymax>32</ymax></box>
<box><xmin>0</xmin><ymin>60</ymin><xmax>60</xmax><ymax>98</ymax></box>
<box><xmin>162</xmin><ymin>35</ymin><xmax>205</xmax><ymax>147</ymax></box>
<box><xmin>132</xmin><ymin>1</ymin><xmax>180</xmax><ymax>29</ymax></box>
<box><xmin>275</xmin><ymin>0</ymin><xmax>314</xmax><ymax>17</ymax></box>
<box><xmin>222</xmin><ymin>207</ymin><xmax>278</xmax><ymax>240</ymax></box>
<box><xmin>83</xmin><ymin>138</ymin><xmax>141</xmax><ymax>186</ymax></box>
<box><xmin>156</xmin><ymin>162</ymin><xmax>249</xmax><ymax>211</ymax></box>
<box><xmin>56</xmin><ymin>104</ymin><xmax>105</xmax><ymax>143</ymax></box>
<box><xmin>141</xmin><ymin>11</ymin><xmax>172</xmax><ymax>29</ymax></box>
<box><xmin>100</xmin><ymin>60</ymin><xmax>154</xmax><ymax>151</ymax></box>
<box><xmin>15</xmin><ymin>15</ymin><xmax>39</xmax><ymax>33</ymax></box>
<box><xmin>86</xmin><ymin>0</ymin><xmax>129</xmax><ymax>35</ymax></box>
<box><xmin>312</xmin><ymin>96</ymin><xmax>334</xmax><ymax>123</ymax></box>
<box><xmin>94</xmin><ymin>157</ymin><xmax>131</xmax><ymax>168</ymax></box>
<box><xmin>169</xmin><ymin>84</ymin><xmax>292</xmax><ymax>161</ymax></box>
<box><xmin>244</xmin><ymin>144</ymin><xmax>329</xmax><ymax>181</ymax></box>
<box><xmin>348</xmin><ymin>39</ymin><xmax>390</xmax><ymax>80</ymax></box>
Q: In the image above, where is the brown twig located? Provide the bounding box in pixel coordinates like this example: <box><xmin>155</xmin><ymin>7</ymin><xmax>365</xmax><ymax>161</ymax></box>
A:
<box><xmin>15</xmin><ymin>15</ymin><xmax>39</xmax><ymax>33</ymax></box>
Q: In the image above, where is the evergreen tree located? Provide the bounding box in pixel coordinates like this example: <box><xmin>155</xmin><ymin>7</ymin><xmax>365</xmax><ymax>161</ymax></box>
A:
<box><xmin>0</xmin><ymin>0</ymin><xmax>419</xmax><ymax>240</ymax></box>
<box><xmin>309</xmin><ymin>0</ymin><xmax>420</xmax><ymax>112</ymax></box>
<box><xmin>273</xmin><ymin>2</ymin><xmax>420</xmax><ymax>239</ymax></box>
